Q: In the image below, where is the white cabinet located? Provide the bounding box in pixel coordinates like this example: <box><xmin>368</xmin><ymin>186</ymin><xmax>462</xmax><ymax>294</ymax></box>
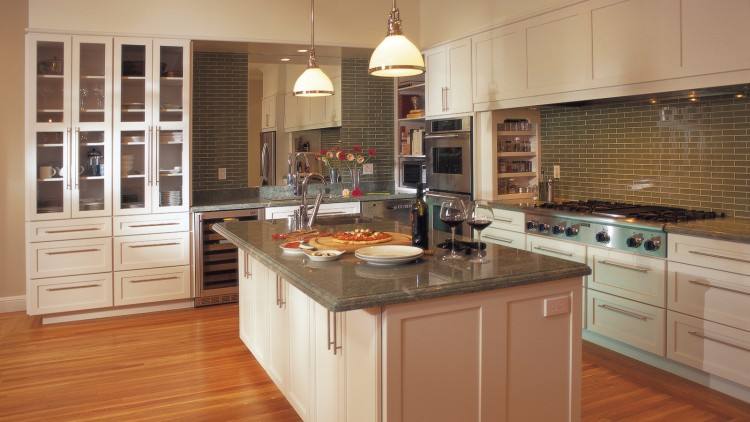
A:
<box><xmin>472</xmin><ymin>23</ymin><xmax>526</xmax><ymax>106</ymax></box>
<box><xmin>682</xmin><ymin>0</ymin><xmax>750</xmax><ymax>76</ymax></box>
<box><xmin>265</xmin><ymin>202</ymin><xmax>360</xmax><ymax>220</ymax></box>
<box><xmin>287</xmin><ymin>283</ymin><xmax>314</xmax><ymax>420</ymax></box>
<box><xmin>27</xmin><ymin>217</ymin><xmax>112</xmax><ymax>242</ymax></box>
<box><xmin>587</xmin><ymin>246</ymin><xmax>666</xmax><ymax>307</ymax></box>
<box><xmin>424</xmin><ymin>38</ymin><xmax>472</xmax><ymax>117</ymax></box>
<box><xmin>114</xmin><ymin>37</ymin><xmax>190</xmax><ymax>215</ymax></box>
<box><xmin>482</xmin><ymin>227</ymin><xmax>526</xmax><ymax>250</ymax></box>
<box><xmin>313</xmin><ymin>303</ymin><xmax>346</xmax><ymax>422</ymax></box>
<box><xmin>489</xmin><ymin>208</ymin><xmax>526</xmax><ymax>232</ymax></box>
<box><xmin>668</xmin><ymin>234</ymin><xmax>750</xmax><ymax>276</ymax></box>
<box><xmin>28</xmin><ymin>273</ymin><xmax>114</xmax><ymax>315</ymax></box>
<box><xmin>283</xmin><ymin>67</ymin><xmax>341</xmax><ymax>132</ymax></box>
<box><xmin>26</xmin><ymin>33</ymin><xmax>113</xmax><ymax>221</ymax></box>
<box><xmin>526</xmin><ymin>234</ymin><xmax>587</xmax><ymax>264</ymax></box>
<box><xmin>267</xmin><ymin>273</ymin><xmax>290</xmax><ymax>389</ymax></box>
<box><xmin>28</xmin><ymin>237</ymin><xmax>113</xmax><ymax>279</ymax></box>
<box><xmin>113</xmin><ymin>266</ymin><xmax>191</xmax><ymax>306</ymax></box>
<box><xmin>261</xmin><ymin>95</ymin><xmax>277</xmax><ymax>131</ymax></box>
<box><xmin>113</xmin><ymin>232</ymin><xmax>190</xmax><ymax>271</ymax></box>
<box><xmin>247</xmin><ymin>256</ymin><xmax>270</xmax><ymax>363</ymax></box>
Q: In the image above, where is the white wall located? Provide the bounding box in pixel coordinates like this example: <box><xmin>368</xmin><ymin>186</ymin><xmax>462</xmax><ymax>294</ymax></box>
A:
<box><xmin>29</xmin><ymin>0</ymin><xmax>420</xmax><ymax>48</ymax></box>
<box><xmin>419</xmin><ymin>0</ymin><xmax>581</xmax><ymax>48</ymax></box>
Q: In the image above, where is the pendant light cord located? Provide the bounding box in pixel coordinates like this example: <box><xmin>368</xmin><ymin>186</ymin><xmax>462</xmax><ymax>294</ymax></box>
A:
<box><xmin>310</xmin><ymin>0</ymin><xmax>315</xmax><ymax>51</ymax></box>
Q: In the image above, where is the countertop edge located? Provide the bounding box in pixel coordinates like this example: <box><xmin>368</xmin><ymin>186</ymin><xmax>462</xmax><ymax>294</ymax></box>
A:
<box><xmin>191</xmin><ymin>193</ymin><xmax>416</xmax><ymax>213</ymax></box>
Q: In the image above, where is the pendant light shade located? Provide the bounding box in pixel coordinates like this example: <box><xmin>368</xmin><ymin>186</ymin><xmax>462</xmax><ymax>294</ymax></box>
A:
<box><xmin>294</xmin><ymin>0</ymin><xmax>334</xmax><ymax>97</ymax></box>
<box><xmin>368</xmin><ymin>1</ymin><xmax>424</xmax><ymax>77</ymax></box>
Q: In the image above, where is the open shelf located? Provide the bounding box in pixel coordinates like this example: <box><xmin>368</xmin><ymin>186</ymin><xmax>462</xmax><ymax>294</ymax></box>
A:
<box><xmin>80</xmin><ymin>176</ymin><xmax>105</xmax><ymax>180</ymax></box>
<box><xmin>399</xmin><ymin>154</ymin><xmax>426</xmax><ymax>158</ymax></box>
<box><xmin>498</xmin><ymin>152</ymin><xmax>537</xmax><ymax>158</ymax></box>
<box><xmin>38</xmin><ymin>74</ymin><xmax>64</xmax><ymax>79</ymax></box>
<box><xmin>81</xmin><ymin>142</ymin><xmax>105</xmax><ymax>147</ymax></box>
<box><xmin>81</xmin><ymin>75</ymin><xmax>105</xmax><ymax>80</ymax></box>
<box><xmin>499</xmin><ymin>172</ymin><xmax>537</xmax><ymax>178</ymax></box>
<box><xmin>81</xmin><ymin>108</ymin><xmax>105</xmax><ymax>113</ymax></box>
<box><xmin>498</xmin><ymin>130</ymin><xmax>534</xmax><ymax>136</ymax></box>
<box><xmin>399</xmin><ymin>117</ymin><xmax>425</xmax><ymax>122</ymax></box>
<box><xmin>122</xmin><ymin>76</ymin><xmax>146</xmax><ymax>80</ymax></box>
<box><xmin>39</xmin><ymin>109</ymin><xmax>65</xmax><ymax>113</ymax></box>
<box><xmin>122</xmin><ymin>174</ymin><xmax>146</xmax><ymax>179</ymax></box>
<box><xmin>38</xmin><ymin>178</ymin><xmax>64</xmax><ymax>182</ymax></box>
<box><xmin>161</xmin><ymin>76</ymin><xmax>183</xmax><ymax>82</ymax></box>
<box><xmin>38</xmin><ymin>143</ymin><xmax>64</xmax><ymax>148</ymax></box>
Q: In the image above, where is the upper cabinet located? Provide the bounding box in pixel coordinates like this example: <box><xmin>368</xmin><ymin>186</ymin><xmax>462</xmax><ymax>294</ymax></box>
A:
<box><xmin>681</xmin><ymin>0</ymin><xmax>750</xmax><ymax>75</ymax></box>
<box><xmin>282</xmin><ymin>64</ymin><xmax>341</xmax><ymax>132</ymax></box>
<box><xmin>113</xmin><ymin>38</ymin><xmax>190</xmax><ymax>215</ymax></box>
<box><xmin>26</xmin><ymin>33</ymin><xmax>113</xmax><ymax>221</ymax></box>
<box><xmin>472</xmin><ymin>23</ymin><xmax>526</xmax><ymax>105</ymax></box>
<box><xmin>424</xmin><ymin>39</ymin><xmax>472</xmax><ymax>117</ymax></box>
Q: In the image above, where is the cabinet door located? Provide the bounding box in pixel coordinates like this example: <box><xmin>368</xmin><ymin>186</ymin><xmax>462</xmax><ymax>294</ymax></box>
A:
<box><xmin>309</xmin><ymin>96</ymin><xmax>327</xmax><ymax>126</ymax></box>
<box><xmin>71</xmin><ymin>36</ymin><xmax>113</xmax><ymax>218</ymax></box>
<box><xmin>267</xmin><ymin>274</ymin><xmax>290</xmax><ymax>389</ymax></box>
<box><xmin>284</xmin><ymin>93</ymin><xmax>298</xmax><ymax>129</ymax></box>
<box><xmin>27</xmin><ymin>33</ymin><xmax>73</xmax><ymax>220</ymax></box>
<box><xmin>238</xmin><ymin>251</ymin><xmax>252</xmax><ymax>347</ymax></box>
<box><xmin>682</xmin><ymin>0</ymin><xmax>750</xmax><ymax>76</ymax></box>
<box><xmin>314</xmin><ymin>302</ymin><xmax>345</xmax><ymax>422</ymax></box>
<box><xmin>114</xmin><ymin>38</ymin><xmax>154</xmax><ymax>215</ymax></box>
<box><xmin>424</xmin><ymin>47</ymin><xmax>447</xmax><ymax>117</ymax></box>
<box><xmin>446</xmin><ymin>39</ymin><xmax>472</xmax><ymax>114</ymax></box>
<box><xmin>153</xmin><ymin>39</ymin><xmax>190</xmax><ymax>213</ymax></box>
<box><xmin>250</xmin><ymin>258</ymin><xmax>269</xmax><ymax>363</ymax></box>
<box><xmin>587</xmin><ymin>246</ymin><xmax>666</xmax><ymax>307</ymax></box>
<box><xmin>473</xmin><ymin>24</ymin><xmax>526</xmax><ymax>104</ymax></box>
<box><xmin>287</xmin><ymin>283</ymin><xmax>314</xmax><ymax>420</ymax></box>
<box><xmin>324</xmin><ymin>76</ymin><xmax>342</xmax><ymax>124</ymax></box>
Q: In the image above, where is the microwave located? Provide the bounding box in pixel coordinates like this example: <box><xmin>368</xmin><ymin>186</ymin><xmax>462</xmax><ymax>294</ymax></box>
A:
<box><xmin>399</xmin><ymin>157</ymin><xmax>426</xmax><ymax>189</ymax></box>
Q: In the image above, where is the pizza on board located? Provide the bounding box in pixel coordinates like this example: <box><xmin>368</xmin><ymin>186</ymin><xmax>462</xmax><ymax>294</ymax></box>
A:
<box><xmin>330</xmin><ymin>228</ymin><xmax>393</xmax><ymax>245</ymax></box>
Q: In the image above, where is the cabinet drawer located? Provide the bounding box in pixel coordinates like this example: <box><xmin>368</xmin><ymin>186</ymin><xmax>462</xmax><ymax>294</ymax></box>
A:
<box><xmin>490</xmin><ymin>208</ymin><xmax>525</xmax><ymax>233</ymax></box>
<box><xmin>482</xmin><ymin>227</ymin><xmax>526</xmax><ymax>250</ymax></box>
<box><xmin>588</xmin><ymin>290</ymin><xmax>666</xmax><ymax>356</ymax></box>
<box><xmin>668</xmin><ymin>262</ymin><xmax>750</xmax><ymax>331</ymax></box>
<box><xmin>114</xmin><ymin>232</ymin><xmax>190</xmax><ymax>271</ymax></box>
<box><xmin>27</xmin><ymin>217</ymin><xmax>112</xmax><ymax>242</ymax></box>
<box><xmin>28</xmin><ymin>273</ymin><xmax>113</xmax><ymax>315</ymax></box>
<box><xmin>667</xmin><ymin>311</ymin><xmax>750</xmax><ymax>388</ymax></box>
<box><xmin>114</xmin><ymin>266</ymin><xmax>191</xmax><ymax>306</ymax></box>
<box><xmin>28</xmin><ymin>238</ymin><xmax>113</xmax><ymax>279</ymax></box>
<box><xmin>588</xmin><ymin>246</ymin><xmax>666</xmax><ymax>307</ymax></box>
<box><xmin>526</xmin><ymin>235</ymin><xmax>587</xmax><ymax>263</ymax></box>
<box><xmin>114</xmin><ymin>212</ymin><xmax>189</xmax><ymax>236</ymax></box>
<box><xmin>668</xmin><ymin>234</ymin><xmax>750</xmax><ymax>275</ymax></box>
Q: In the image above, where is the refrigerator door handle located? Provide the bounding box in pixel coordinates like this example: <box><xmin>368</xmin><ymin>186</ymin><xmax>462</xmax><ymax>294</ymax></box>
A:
<box><xmin>260</xmin><ymin>142</ymin><xmax>269</xmax><ymax>185</ymax></box>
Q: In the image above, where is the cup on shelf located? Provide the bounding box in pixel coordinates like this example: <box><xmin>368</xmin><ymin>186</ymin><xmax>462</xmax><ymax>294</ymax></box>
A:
<box><xmin>39</xmin><ymin>166</ymin><xmax>56</xmax><ymax>179</ymax></box>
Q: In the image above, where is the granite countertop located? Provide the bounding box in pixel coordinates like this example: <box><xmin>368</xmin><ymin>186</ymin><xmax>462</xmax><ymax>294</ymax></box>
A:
<box><xmin>665</xmin><ymin>218</ymin><xmax>750</xmax><ymax>244</ymax></box>
<box><xmin>213</xmin><ymin>219</ymin><xmax>591</xmax><ymax>312</ymax></box>
<box><xmin>191</xmin><ymin>192</ymin><xmax>416</xmax><ymax>213</ymax></box>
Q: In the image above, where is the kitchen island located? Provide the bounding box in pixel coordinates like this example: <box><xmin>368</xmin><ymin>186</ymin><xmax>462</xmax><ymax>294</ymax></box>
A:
<box><xmin>214</xmin><ymin>219</ymin><xmax>591</xmax><ymax>422</ymax></box>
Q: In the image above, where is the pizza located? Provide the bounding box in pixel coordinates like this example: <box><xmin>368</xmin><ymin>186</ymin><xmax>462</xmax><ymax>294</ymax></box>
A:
<box><xmin>330</xmin><ymin>228</ymin><xmax>393</xmax><ymax>245</ymax></box>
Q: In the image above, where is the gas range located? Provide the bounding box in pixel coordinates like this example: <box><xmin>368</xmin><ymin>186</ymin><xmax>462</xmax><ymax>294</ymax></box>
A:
<box><xmin>524</xmin><ymin>200</ymin><xmax>725</xmax><ymax>258</ymax></box>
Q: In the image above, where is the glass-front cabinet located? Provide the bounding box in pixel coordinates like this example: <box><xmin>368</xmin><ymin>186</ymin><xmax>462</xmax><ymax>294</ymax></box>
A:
<box><xmin>27</xmin><ymin>34</ymin><xmax>112</xmax><ymax>220</ymax></box>
<box><xmin>114</xmin><ymin>38</ymin><xmax>189</xmax><ymax>215</ymax></box>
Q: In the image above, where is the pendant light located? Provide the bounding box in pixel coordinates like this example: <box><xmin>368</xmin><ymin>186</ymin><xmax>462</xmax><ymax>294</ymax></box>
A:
<box><xmin>293</xmin><ymin>0</ymin><xmax>334</xmax><ymax>97</ymax></box>
<box><xmin>368</xmin><ymin>0</ymin><xmax>425</xmax><ymax>77</ymax></box>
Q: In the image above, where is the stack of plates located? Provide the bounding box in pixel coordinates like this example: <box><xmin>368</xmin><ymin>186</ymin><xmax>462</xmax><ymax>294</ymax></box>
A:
<box><xmin>355</xmin><ymin>245</ymin><xmax>424</xmax><ymax>266</ymax></box>
<box><xmin>160</xmin><ymin>190</ymin><xmax>182</xmax><ymax>206</ymax></box>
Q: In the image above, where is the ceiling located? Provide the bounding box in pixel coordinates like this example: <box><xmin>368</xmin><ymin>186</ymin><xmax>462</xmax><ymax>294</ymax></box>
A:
<box><xmin>193</xmin><ymin>40</ymin><xmax>372</xmax><ymax>66</ymax></box>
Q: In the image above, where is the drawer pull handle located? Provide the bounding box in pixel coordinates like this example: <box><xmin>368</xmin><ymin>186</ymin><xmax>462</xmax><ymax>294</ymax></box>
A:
<box><xmin>493</xmin><ymin>217</ymin><xmax>513</xmax><ymax>223</ymax></box>
<box><xmin>484</xmin><ymin>235</ymin><xmax>513</xmax><ymax>244</ymax></box>
<box><xmin>128</xmin><ymin>242</ymin><xmax>180</xmax><ymax>248</ymax></box>
<box><xmin>46</xmin><ymin>283</ymin><xmax>101</xmax><ymax>292</ymax></box>
<box><xmin>129</xmin><ymin>222</ymin><xmax>180</xmax><ymax>228</ymax></box>
<box><xmin>45</xmin><ymin>248</ymin><xmax>100</xmax><ymax>255</ymax></box>
<box><xmin>130</xmin><ymin>276</ymin><xmax>179</xmax><ymax>283</ymax></box>
<box><xmin>533</xmin><ymin>245</ymin><xmax>574</xmax><ymax>257</ymax></box>
<box><xmin>597</xmin><ymin>304</ymin><xmax>649</xmax><ymax>321</ymax></box>
<box><xmin>688</xmin><ymin>250</ymin><xmax>750</xmax><ymax>264</ymax></box>
<box><xmin>45</xmin><ymin>227</ymin><xmax>100</xmax><ymax>234</ymax></box>
<box><xmin>688</xmin><ymin>279</ymin><xmax>750</xmax><ymax>296</ymax></box>
<box><xmin>688</xmin><ymin>331</ymin><xmax>750</xmax><ymax>353</ymax></box>
<box><xmin>598</xmin><ymin>260</ymin><xmax>650</xmax><ymax>273</ymax></box>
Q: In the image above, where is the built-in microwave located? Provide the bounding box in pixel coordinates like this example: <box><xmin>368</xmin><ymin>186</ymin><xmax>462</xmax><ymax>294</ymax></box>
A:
<box><xmin>399</xmin><ymin>156</ymin><xmax>426</xmax><ymax>189</ymax></box>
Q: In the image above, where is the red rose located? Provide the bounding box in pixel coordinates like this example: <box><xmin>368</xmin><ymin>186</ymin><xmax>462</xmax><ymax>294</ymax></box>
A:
<box><xmin>353</xmin><ymin>145</ymin><xmax>363</xmax><ymax>153</ymax></box>
<box><xmin>320</xmin><ymin>149</ymin><xmax>327</xmax><ymax>155</ymax></box>
<box><xmin>368</xmin><ymin>147</ymin><xmax>377</xmax><ymax>157</ymax></box>
<box><xmin>336</xmin><ymin>151</ymin><xmax>346</xmax><ymax>160</ymax></box>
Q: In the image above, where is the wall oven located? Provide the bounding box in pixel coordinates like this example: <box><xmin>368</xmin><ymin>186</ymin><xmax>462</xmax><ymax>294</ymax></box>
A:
<box><xmin>193</xmin><ymin>208</ymin><xmax>262</xmax><ymax>306</ymax></box>
<box><xmin>425</xmin><ymin>116</ymin><xmax>473</xmax><ymax>195</ymax></box>
<box><xmin>398</xmin><ymin>156</ymin><xmax>426</xmax><ymax>189</ymax></box>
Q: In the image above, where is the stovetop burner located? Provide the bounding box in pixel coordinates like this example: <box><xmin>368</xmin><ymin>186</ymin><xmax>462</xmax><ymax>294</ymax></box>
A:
<box><xmin>538</xmin><ymin>200</ymin><xmax>725</xmax><ymax>223</ymax></box>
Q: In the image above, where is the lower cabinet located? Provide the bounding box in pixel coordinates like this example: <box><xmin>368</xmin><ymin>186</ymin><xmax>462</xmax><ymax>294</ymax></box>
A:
<box><xmin>113</xmin><ymin>266</ymin><xmax>191</xmax><ymax>306</ymax></box>
<box><xmin>28</xmin><ymin>273</ymin><xmax>113</xmax><ymax>315</ymax></box>
<box><xmin>482</xmin><ymin>227</ymin><xmax>526</xmax><ymax>250</ymax></box>
<box><xmin>587</xmin><ymin>246</ymin><xmax>666</xmax><ymax>307</ymax></box>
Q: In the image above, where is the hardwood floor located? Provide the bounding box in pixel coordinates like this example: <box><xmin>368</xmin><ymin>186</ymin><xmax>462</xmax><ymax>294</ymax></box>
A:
<box><xmin>1</xmin><ymin>305</ymin><xmax>749</xmax><ymax>421</ymax></box>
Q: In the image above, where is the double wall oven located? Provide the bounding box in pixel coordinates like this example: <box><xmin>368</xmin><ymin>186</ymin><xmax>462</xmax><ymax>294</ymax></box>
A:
<box><xmin>423</xmin><ymin>116</ymin><xmax>473</xmax><ymax>241</ymax></box>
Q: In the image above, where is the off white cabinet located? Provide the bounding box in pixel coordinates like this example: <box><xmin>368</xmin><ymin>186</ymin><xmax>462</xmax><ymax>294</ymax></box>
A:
<box><xmin>261</xmin><ymin>95</ymin><xmax>277</xmax><ymax>131</ymax></box>
<box><xmin>267</xmin><ymin>273</ymin><xmax>290</xmax><ymax>389</ymax></box>
<box><xmin>424</xmin><ymin>38</ymin><xmax>472</xmax><ymax>117</ymax></box>
<box><xmin>283</xmin><ymin>65</ymin><xmax>341</xmax><ymax>131</ymax></box>
<box><xmin>587</xmin><ymin>246</ymin><xmax>666</xmax><ymax>307</ymax></box>
<box><xmin>472</xmin><ymin>23</ymin><xmax>526</xmax><ymax>105</ymax></box>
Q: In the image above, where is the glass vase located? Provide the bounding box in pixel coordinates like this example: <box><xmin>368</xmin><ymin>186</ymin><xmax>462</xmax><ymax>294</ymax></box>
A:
<box><xmin>349</xmin><ymin>167</ymin><xmax>362</xmax><ymax>197</ymax></box>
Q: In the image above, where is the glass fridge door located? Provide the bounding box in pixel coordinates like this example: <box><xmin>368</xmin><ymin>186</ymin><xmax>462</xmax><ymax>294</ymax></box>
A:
<box><xmin>72</xmin><ymin>36</ymin><xmax>112</xmax><ymax>217</ymax></box>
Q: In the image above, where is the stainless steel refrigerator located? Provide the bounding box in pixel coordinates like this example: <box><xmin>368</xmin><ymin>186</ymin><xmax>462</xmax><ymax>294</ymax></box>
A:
<box><xmin>260</xmin><ymin>131</ymin><xmax>276</xmax><ymax>186</ymax></box>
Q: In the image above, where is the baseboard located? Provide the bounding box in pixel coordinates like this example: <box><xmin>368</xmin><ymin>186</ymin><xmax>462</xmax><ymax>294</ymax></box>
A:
<box><xmin>41</xmin><ymin>300</ymin><xmax>195</xmax><ymax>324</ymax></box>
<box><xmin>583</xmin><ymin>330</ymin><xmax>750</xmax><ymax>404</ymax></box>
<box><xmin>0</xmin><ymin>295</ymin><xmax>26</xmax><ymax>313</ymax></box>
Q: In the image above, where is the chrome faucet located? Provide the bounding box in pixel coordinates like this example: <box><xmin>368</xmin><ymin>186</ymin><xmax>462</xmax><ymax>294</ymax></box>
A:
<box><xmin>288</xmin><ymin>152</ymin><xmax>311</xmax><ymax>196</ymax></box>
<box><xmin>293</xmin><ymin>172</ymin><xmax>327</xmax><ymax>230</ymax></box>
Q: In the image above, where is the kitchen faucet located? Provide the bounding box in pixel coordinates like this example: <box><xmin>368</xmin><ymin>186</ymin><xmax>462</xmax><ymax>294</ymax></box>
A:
<box><xmin>294</xmin><ymin>172</ymin><xmax>327</xmax><ymax>230</ymax></box>
<box><xmin>288</xmin><ymin>152</ymin><xmax>311</xmax><ymax>196</ymax></box>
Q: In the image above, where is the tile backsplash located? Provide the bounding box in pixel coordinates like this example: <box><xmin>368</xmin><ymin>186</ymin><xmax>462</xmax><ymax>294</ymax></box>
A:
<box><xmin>540</xmin><ymin>91</ymin><xmax>750</xmax><ymax>217</ymax></box>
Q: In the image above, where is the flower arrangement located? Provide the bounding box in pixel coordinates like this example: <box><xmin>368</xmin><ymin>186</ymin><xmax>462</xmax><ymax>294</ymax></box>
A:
<box><xmin>318</xmin><ymin>145</ymin><xmax>376</xmax><ymax>197</ymax></box>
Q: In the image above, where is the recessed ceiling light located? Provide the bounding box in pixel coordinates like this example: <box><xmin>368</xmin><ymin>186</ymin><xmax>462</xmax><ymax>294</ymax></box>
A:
<box><xmin>280</xmin><ymin>57</ymin><xmax>291</xmax><ymax>62</ymax></box>
<box><xmin>689</xmin><ymin>97</ymin><xmax>698</xmax><ymax>102</ymax></box>
<box><xmin>688</xmin><ymin>91</ymin><xmax>696</xmax><ymax>98</ymax></box>
<box><xmin>736</xmin><ymin>93</ymin><xmax>745</xmax><ymax>98</ymax></box>
<box><xmin>297</xmin><ymin>49</ymin><xmax>308</xmax><ymax>53</ymax></box>
<box><xmin>649</xmin><ymin>98</ymin><xmax>657</xmax><ymax>104</ymax></box>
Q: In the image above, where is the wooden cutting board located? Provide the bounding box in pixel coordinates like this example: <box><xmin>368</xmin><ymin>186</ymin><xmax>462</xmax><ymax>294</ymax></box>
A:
<box><xmin>308</xmin><ymin>232</ymin><xmax>412</xmax><ymax>253</ymax></box>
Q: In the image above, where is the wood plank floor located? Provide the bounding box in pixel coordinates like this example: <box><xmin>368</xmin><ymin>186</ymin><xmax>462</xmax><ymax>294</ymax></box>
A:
<box><xmin>1</xmin><ymin>305</ymin><xmax>749</xmax><ymax>421</ymax></box>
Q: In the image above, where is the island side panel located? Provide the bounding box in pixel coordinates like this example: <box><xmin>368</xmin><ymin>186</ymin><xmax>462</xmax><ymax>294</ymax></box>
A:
<box><xmin>382</xmin><ymin>277</ymin><xmax>582</xmax><ymax>422</ymax></box>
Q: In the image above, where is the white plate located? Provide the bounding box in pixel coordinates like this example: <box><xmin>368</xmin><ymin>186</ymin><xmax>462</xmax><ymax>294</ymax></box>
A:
<box><xmin>280</xmin><ymin>241</ymin><xmax>314</xmax><ymax>255</ymax></box>
<box><xmin>355</xmin><ymin>245</ymin><xmax>424</xmax><ymax>266</ymax></box>
<box><xmin>303</xmin><ymin>249</ymin><xmax>344</xmax><ymax>262</ymax></box>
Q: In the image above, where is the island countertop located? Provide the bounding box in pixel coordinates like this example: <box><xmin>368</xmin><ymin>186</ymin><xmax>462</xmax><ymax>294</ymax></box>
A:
<box><xmin>213</xmin><ymin>219</ymin><xmax>591</xmax><ymax>312</ymax></box>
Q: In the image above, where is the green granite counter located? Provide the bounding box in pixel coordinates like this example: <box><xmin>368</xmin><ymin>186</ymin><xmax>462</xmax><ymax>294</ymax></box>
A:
<box><xmin>191</xmin><ymin>193</ymin><xmax>415</xmax><ymax>213</ymax></box>
<box><xmin>213</xmin><ymin>219</ymin><xmax>591</xmax><ymax>311</ymax></box>
<box><xmin>665</xmin><ymin>217</ymin><xmax>750</xmax><ymax>244</ymax></box>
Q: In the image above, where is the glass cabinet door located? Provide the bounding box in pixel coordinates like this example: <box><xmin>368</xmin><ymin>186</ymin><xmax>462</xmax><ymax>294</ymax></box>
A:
<box><xmin>72</xmin><ymin>36</ymin><xmax>112</xmax><ymax>217</ymax></box>
<box><xmin>28</xmin><ymin>34</ymin><xmax>71</xmax><ymax>220</ymax></box>
<box><xmin>153</xmin><ymin>40</ymin><xmax>189</xmax><ymax>213</ymax></box>
<box><xmin>114</xmin><ymin>38</ymin><xmax>153</xmax><ymax>215</ymax></box>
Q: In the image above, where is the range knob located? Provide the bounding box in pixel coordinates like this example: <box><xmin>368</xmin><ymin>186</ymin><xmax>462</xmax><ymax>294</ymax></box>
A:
<box><xmin>538</xmin><ymin>223</ymin><xmax>550</xmax><ymax>233</ymax></box>
<box><xmin>644</xmin><ymin>236</ymin><xmax>662</xmax><ymax>251</ymax></box>
<box><xmin>565</xmin><ymin>225</ymin><xmax>580</xmax><ymax>237</ymax></box>
<box><xmin>627</xmin><ymin>234</ymin><xmax>644</xmax><ymax>248</ymax></box>
<box><xmin>552</xmin><ymin>224</ymin><xmax>566</xmax><ymax>235</ymax></box>
<box><xmin>526</xmin><ymin>221</ymin><xmax>538</xmax><ymax>231</ymax></box>
<box><xmin>595</xmin><ymin>231</ymin><xmax>610</xmax><ymax>243</ymax></box>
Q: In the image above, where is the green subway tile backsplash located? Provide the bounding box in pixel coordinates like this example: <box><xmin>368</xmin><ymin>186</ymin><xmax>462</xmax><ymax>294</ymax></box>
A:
<box><xmin>540</xmin><ymin>91</ymin><xmax>750</xmax><ymax>218</ymax></box>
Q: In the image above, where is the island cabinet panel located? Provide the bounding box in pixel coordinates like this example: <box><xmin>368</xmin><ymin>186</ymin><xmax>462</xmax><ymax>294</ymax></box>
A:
<box><xmin>590</xmin><ymin>0</ymin><xmax>682</xmax><ymax>87</ymax></box>
<box><xmin>287</xmin><ymin>283</ymin><xmax>315</xmax><ymax>421</ymax></box>
<box><xmin>238</xmin><ymin>251</ymin><xmax>252</xmax><ymax>345</ymax></box>
<box><xmin>313</xmin><ymin>304</ymin><xmax>346</xmax><ymax>422</ymax></box>
<box><xmin>267</xmin><ymin>273</ymin><xmax>290</xmax><ymax>389</ymax></box>
<box><xmin>246</xmin><ymin>257</ymin><xmax>269</xmax><ymax>363</ymax></box>
<box><xmin>383</xmin><ymin>278</ymin><xmax>581</xmax><ymax>422</ymax></box>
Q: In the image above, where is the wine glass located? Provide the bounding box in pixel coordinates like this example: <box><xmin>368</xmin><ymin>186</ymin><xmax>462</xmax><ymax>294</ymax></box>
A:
<box><xmin>439</xmin><ymin>199</ymin><xmax>467</xmax><ymax>260</ymax></box>
<box><xmin>466</xmin><ymin>202</ymin><xmax>493</xmax><ymax>263</ymax></box>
